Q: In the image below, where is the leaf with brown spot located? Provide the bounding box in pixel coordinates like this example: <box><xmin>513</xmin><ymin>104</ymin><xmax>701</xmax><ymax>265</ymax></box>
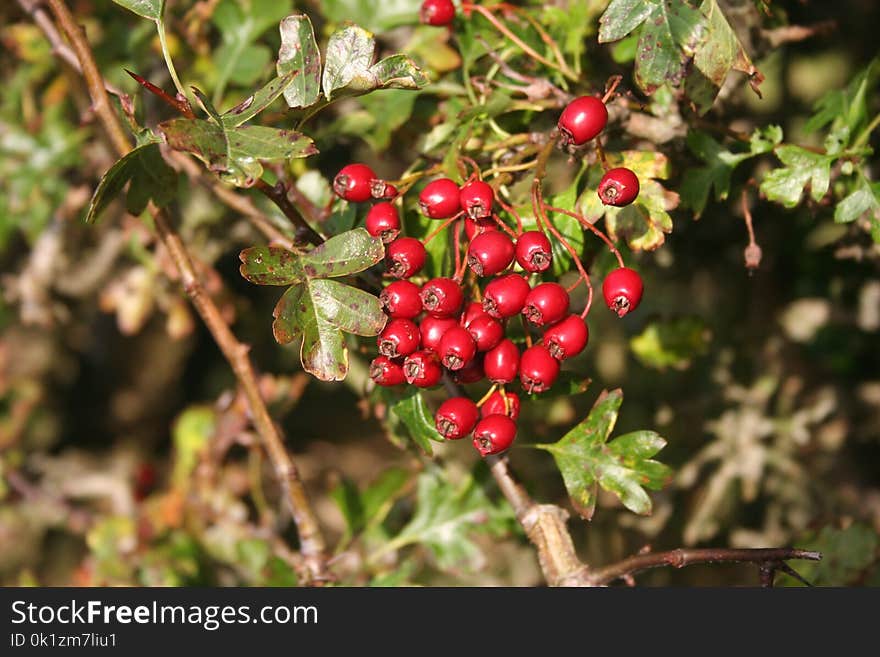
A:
<box><xmin>277</xmin><ymin>14</ymin><xmax>322</xmax><ymax>108</ymax></box>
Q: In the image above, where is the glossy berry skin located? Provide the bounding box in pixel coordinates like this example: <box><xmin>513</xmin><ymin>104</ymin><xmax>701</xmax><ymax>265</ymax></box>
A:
<box><xmin>598</xmin><ymin>167</ymin><xmax>640</xmax><ymax>207</ymax></box>
<box><xmin>333</xmin><ymin>163</ymin><xmax>377</xmax><ymax>202</ymax></box>
<box><xmin>466</xmin><ymin>315</ymin><xmax>504</xmax><ymax>352</ymax></box>
<box><xmin>484</xmin><ymin>338</ymin><xmax>520</xmax><ymax>384</ymax></box>
<box><xmin>557</xmin><ymin>96</ymin><xmax>608</xmax><ymax>146</ymax></box>
<box><xmin>472</xmin><ymin>414</ymin><xmax>517</xmax><ymax>456</ymax></box>
<box><xmin>481</xmin><ymin>390</ymin><xmax>521</xmax><ymax>420</ymax></box>
<box><xmin>403</xmin><ymin>350</ymin><xmax>442</xmax><ymax>387</ymax></box>
<box><xmin>459</xmin><ymin>180</ymin><xmax>494</xmax><ymax>219</ymax></box>
<box><xmin>464</xmin><ymin>217</ymin><xmax>498</xmax><ymax>241</ymax></box>
<box><xmin>419</xmin><ymin>316</ymin><xmax>458</xmax><ymax>352</ymax></box>
<box><xmin>523</xmin><ymin>282</ymin><xmax>569</xmax><ymax>326</ymax></box>
<box><xmin>370</xmin><ymin>356</ymin><xmax>406</xmax><ymax>386</ymax></box>
<box><xmin>515</xmin><ymin>231</ymin><xmax>553</xmax><ymax>273</ymax></box>
<box><xmin>371</xmin><ymin>180</ymin><xmax>397</xmax><ymax>199</ymax></box>
<box><xmin>467</xmin><ymin>231</ymin><xmax>514</xmax><ymax>277</ymax></box>
<box><xmin>420</xmin><ymin>0</ymin><xmax>455</xmax><ymax>26</ymax></box>
<box><xmin>435</xmin><ymin>397</ymin><xmax>479</xmax><ymax>440</ymax></box>
<box><xmin>419</xmin><ymin>178</ymin><xmax>461</xmax><ymax>219</ymax></box>
<box><xmin>438</xmin><ymin>325</ymin><xmax>477</xmax><ymax>370</ymax></box>
<box><xmin>602</xmin><ymin>267</ymin><xmax>643</xmax><ymax>317</ymax></box>
<box><xmin>379</xmin><ymin>280</ymin><xmax>422</xmax><ymax>319</ymax></box>
<box><xmin>460</xmin><ymin>301</ymin><xmax>488</xmax><ymax>328</ymax></box>
<box><xmin>386</xmin><ymin>237</ymin><xmax>426</xmax><ymax>278</ymax></box>
<box><xmin>483</xmin><ymin>274</ymin><xmax>530</xmax><ymax>319</ymax></box>
<box><xmin>544</xmin><ymin>315</ymin><xmax>589</xmax><ymax>360</ymax></box>
<box><xmin>454</xmin><ymin>355</ymin><xmax>485</xmax><ymax>384</ymax></box>
<box><xmin>420</xmin><ymin>277</ymin><xmax>464</xmax><ymax>318</ymax></box>
<box><xmin>377</xmin><ymin>318</ymin><xmax>420</xmax><ymax>358</ymax></box>
<box><xmin>520</xmin><ymin>345</ymin><xmax>560</xmax><ymax>393</ymax></box>
<box><xmin>365</xmin><ymin>202</ymin><xmax>400</xmax><ymax>243</ymax></box>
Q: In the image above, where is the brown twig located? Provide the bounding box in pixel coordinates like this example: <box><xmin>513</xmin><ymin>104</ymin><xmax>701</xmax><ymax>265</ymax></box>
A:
<box><xmin>42</xmin><ymin>0</ymin><xmax>329</xmax><ymax>582</ymax></box>
<box><xmin>253</xmin><ymin>179</ymin><xmax>324</xmax><ymax>246</ymax></box>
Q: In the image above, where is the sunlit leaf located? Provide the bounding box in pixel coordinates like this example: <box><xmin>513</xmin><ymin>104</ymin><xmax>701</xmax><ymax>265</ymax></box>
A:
<box><xmin>277</xmin><ymin>14</ymin><xmax>322</xmax><ymax>109</ymax></box>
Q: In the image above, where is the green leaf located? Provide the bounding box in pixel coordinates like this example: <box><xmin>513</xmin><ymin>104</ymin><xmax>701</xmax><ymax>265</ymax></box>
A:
<box><xmin>760</xmin><ymin>145</ymin><xmax>835</xmax><ymax>208</ymax></box>
<box><xmin>834</xmin><ymin>181</ymin><xmax>880</xmax><ymax>223</ymax></box>
<box><xmin>331</xmin><ymin>468</ymin><xmax>409</xmax><ymax>542</ymax></box>
<box><xmin>598</xmin><ymin>0</ymin><xmax>653</xmax><ymax>43</ymax></box>
<box><xmin>171</xmin><ymin>405</ymin><xmax>216</xmax><ymax>488</ymax></box>
<box><xmin>630</xmin><ymin>316</ymin><xmax>712</xmax><ymax>370</ymax></box>
<box><xmin>604</xmin><ymin>179</ymin><xmax>676</xmax><ymax>251</ymax></box>
<box><xmin>804</xmin><ymin>57</ymin><xmax>879</xmax><ymax>138</ymax></box>
<box><xmin>535</xmin><ymin>389</ymin><xmax>671</xmax><ymax>520</ymax></box>
<box><xmin>386</xmin><ymin>388</ymin><xmax>440</xmax><ymax>455</ymax></box>
<box><xmin>221</xmin><ymin>70</ymin><xmax>300</xmax><ymax>127</ymax></box>
<box><xmin>636</xmin><ymin>1</ymin><xmax>705</xmax><ymax>94</ymax></box>
<box><xmin>299</xmin><ymin>227</ymin><xmax>385</xmax><ymax>278</ymax></box>
<box><xmin>85</xmin><ymin>143</ymin><xmax>177</xmax><ymax>223</ymax></box>
<box><xmin>112</xmin><ymin>0</ymin><xmax>164</xmax><ymax>21</ymax></box>
<box><xmin>780</xmin><ymin>524</ymin><xmax>879</xmax><ymax>587</ymax></box>
<box><xmin>238</xmin><ymin>246</ymin><xmax>304</xmax><ymax>285</ymax></box>
<box><xmin>319</xmin><ymin>0</ymin><xmax>422</xmax><ymax>33</ymax></box>
<box><xmin>276</xmin><ymin>14</ymin><xmax>322</xmax><ymax>109</ymax></box>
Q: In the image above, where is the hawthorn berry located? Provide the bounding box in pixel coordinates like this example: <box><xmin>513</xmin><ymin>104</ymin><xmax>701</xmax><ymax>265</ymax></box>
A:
<box><xmin>515</xmin><ymin>230</ymin><xmax>552</xmax><ymax>273</ymax></box>
<box><xmin>370</xmin><ymin>356</ymin><xmax>406</xmax><ymax>386</ymax></box>
<box><xmin>454</xmin><ymin>355</ymin><xmax>485</xmax><ymax>384</ymax></box>
<box><xmin>466</xmin><ymin>314</ymin><xmax>504</xmax><ymax>352</ymax></box>
<box><xmin>543</xmin><ymin>315</ymin><xmax>589</xmax><ymax>360</ymax></box>
<box><xmin>483</xmin><ymin>274</ymin><xmax>530</xmax><ymax>319</ymax></box>
<box><xmin>419</xmin><ymin>316</ymin><xmax>458</xmax><ymax>352</ymax></box>
<box><xmin>379</xmin><ymin>280</ymin><xmax>422</xmax><ymax>319</ymax></box>
<box><xmin>386</xmin><ymin>237</ymin><xmax>426</xmax><ymax>278</ymax></box>
<box><xmin>435</xmin><ymin>397</ymin><xmax>479</xmax><ymax>440</ymax></box>
<box><xmin>523</xmin><ymin>282</ymin><xmax>569</xmax><ymax>326</ymax></box>
<box><xmin>467</xmin><ymin>231</ymin><xmax>515</xmax><ymax>276</ymax></box>
<box><xmin>438</xmin><ymin>325</ymin><xmax>477</xmax><ymax>370</ymax></box>
<box><xmin>481</xmin><ymin>390</ymin><xmax>521</xmax><ymax>420</ymax></box>
<box><xmin>519</xmin><ymin>345</ymin><xmax>560</xmax><ymax>393</ymax></box>
<box><xmin>365</xmin><ymin>202</ymin><xmax>400</xmax><ymax>243</ymax></box>
<box><xmin>419</xmin><ymin>178</ymin><xmax>461</xmax><ymax>219</ymax></box>
<box><xmin>420</xmin><ymin>277</ymin><xmax>464</xmax><ymax>318</ymax></box>
<box><xmin>371</xmin><ymin>180</ymin><xmax>397</xmax><ymax>199</ymax></box>
<box><xmin>403</xmin><ymin>350</ymin><xmax>443</xmax><ymax>387</ymax></box>
<box><xmin>377</xmin><ymin>318</ymin><xmax>420</xmax><ymax>358</ymax></box>
<box><xmin>484</xmin><ymin>338</ymin><xmax>520</xmax><ymax>384</ymax></box>
<box><xmin>558</xmin><ymin>95</ymin><xmax>608</xmax><ymax>146</ymax></box>
<box><xmin>464</xmin><ymin>217</ymin><xmax>498</xmax><ymax>241</ymax></box>
<box><xmin>460</xmin><ymin>180</ymin><xmax>494</xmax><ymax>219</ymax></box>
<box><xmin>602</xmin><ymin>267</ymin><xmax>643</xmax><ymax>318</ymax></box>
<box><xmin>460</xmin><ymin>301</ymin><xmax>488</xmax><ymax>327</ymax></box>
<box><xmin>333</xmin><ymin>163</ymin><xmax>377</xmax><ymax>202</ymax></box>
<box><xmin>598</xmin><ymin>167</ymin><xmax>640</xmax><ymax>207</ymax></box>
<box><xmin>472</xmin><ymin>414</ymin><xmax>517</xmax><ymax>456</ymax></box>
<box><xmin>420</xmin><ymin>0</ymin><xmax>455</xmax><ymax>26</ymax></box>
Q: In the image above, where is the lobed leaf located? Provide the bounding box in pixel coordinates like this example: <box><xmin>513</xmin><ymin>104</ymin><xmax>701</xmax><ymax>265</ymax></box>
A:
<box><xmin>277</xmin><ymin>14</ymin><xmax>322</xmax><ymax>108</ymax></box>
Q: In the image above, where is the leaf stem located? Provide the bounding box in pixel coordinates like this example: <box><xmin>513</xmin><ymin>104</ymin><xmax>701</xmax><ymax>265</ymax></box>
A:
<box><xmin>853</xmin><ymin>112</ymin><xmax>880</xmax><ymax>149</ymax></box>
<box><xmin>156</xmin><ymin>19</ymin><xmax>188</xmax><ymax>102</ymax></box>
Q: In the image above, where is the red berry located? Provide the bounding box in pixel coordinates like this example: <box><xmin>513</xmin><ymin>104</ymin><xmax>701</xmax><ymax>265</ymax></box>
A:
<box><xmin>483</xmin><ymin>274</ymin><xmax>530</xmax><ymax>319</ymax></box>
<box><xmin>523</xmin><ymin>282</ymin><xmax>569</xmax><ymax>326</ymax></box>
<box><xmin>543</xmin><ymin>315</ymin><xmax>589</xmax><ymax>360</ymax></box>
<box><xmin>419</xmin><ymin>178</ymin><xmax>461</xmax><ymax>219</ymax></box>
<box><xmin>515</xmin><ymin>231</ymin><xmax>552</xmax><ymax>273</ymax></box>
<box><xmin>466</xmin><ymin>315</ymin><xmax>504</xmax><ymax>352</ymax></box>
<box><xmin>420</xmin><ymin>316</ymin><xmax>458</xmax><ymax>352</ymax></box>
<box><xmin>370</xmin><ymin>356</ymin><xmax>406</xmax><ymax>386</ymax></box>
<box><xmin>403</xmin><ymin>350</ymin><xmax>442</xmax><ymax>387</ymax></box>
<box><xmin>459</xmin><ymin>180</ymin><xmax>494</xmax><ymax>219</ymax></box>
<box><xmin>420</xmin><ymin>277</ymin><xmax>464</xmax><ymax>318</ymax></box>
<box><xmin>464</xmin><ymin>217</ymin><xmax>498</xmax><ymax>240</ymax></box>
<box><xmin>557</xmin><ymin>96</ymin><xmax>608</xmax><ymax>146</ymax></box>
<box><xmin>472</xmin><ymin>414</ymin><xmax>517</xmax><ymax>456</ymax></box>
<box><xmin>602</xmin><ymin>267</ymin><xmax>643</xmax><ymax>317</ymax></box>
<box><xmin>481</xmin><ymin>390</ymin><xmax>520</xmax><ymax>420</ymax></box>
<box><xmin>386</xmin><ymin>237</ymin><xmax>426</xmax><ymax>278</ymax></box>
<box><xmin>420</xmin><ymin>0</ymin><xmax>455</xmax><ymax>26</ymax></box>
<box><xmin>484</xmin><ymin>338</ymin><xmax>520</xmax><ymax>384</ymax></box>
<box><xmin>380</xmin><ymin>280</ymin><xmax>422</xmax><ymax>319</ymax></box>
<box><xmin>435</xmin><ymin>397</ymin><xmax>479</xmax><ymax>440</ymax></box>
<box><xmin>438</xmin><ymin>325</ymin><xmax>477</xmax><ymax>370</ymax></box>
<box><xmin>365</xmin><ymin>202</ymin><xmax>400</xmax><ymax>243</ymax></box>
<box><xmin>454</xmin><ymin>355</ymin><xmax>485</xmax><ymax>384</ymax></box>
<box><xmin>519</xmin><ymin>345</ymin><xmax>560</xmax><ymax>393</ymax></box>
<box><xmin>371</xmin><ymin>180</ymin><xmax>397</xmax><ymax>199</ymax></box>
<box><xmin>467</xmin><ymin>231</ymin><xmax>515</xmax><ymax>276</ymax></box>
<box><xmin>377</xmin><ymin>318</ymin><xmax>420</xmax><ymax>358</ymax></box>
<box><xmin>598</xmin><ymin>167</ymin><xmax>640</xmax><ymax>207</ymax></box>
<box><xmin>460</xmin><ymin>301</ymin><xmax>488</xmax><ymax>327</ymax></box>
<box><xmin>333</xmin><ymin>163</ymin><xmax>377</xmax><ymax>202</ymax></box>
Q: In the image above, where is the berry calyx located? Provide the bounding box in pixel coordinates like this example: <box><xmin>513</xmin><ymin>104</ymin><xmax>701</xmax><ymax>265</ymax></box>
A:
<box><xmin>459</xmin><ymin>180</ymin><xmax>494</xmax><ymax>219</ymax></box>
<box><xmin>369</xmin><ymin>356</ymin><xmax>406</xmax><ymax>386</ymax></box>
<box><xmin>543</xmin><ymin>315</ymin><xmax>589</xmax><ymax>360</ymax></box>
<box><xmin>602</xmin><ymin>267</ymin><xmax>643</xmax><ymax>317</ymax></box>
<box><xmin>466</xmin><ymin>314</ymin><xmax>504</xmax><ymax>352</ymax></box>
<box><xmin>467</xmin><ymin>231</ymin><xmax>515</xmax><ymax>276</ymax></box>
<box><xmin>419</xmin><ymin>316</ymin><xmax>458</xmax><ymax>352</ymax></box>
<box><xmin>481</xmin><ymin>390</ymin><xmax>520</xmax><ymax>420</ymax></box>
<box><xmin>438</xmin><ymin>325</ymin><xmax>477</xmax><ymax>370</ymax></box>
<box><xmin>483</xmin><ymin>274</ymin><xmax>531</xmax><ymax>319</ymax></box>
<box><xmin>419</xmin><ymin>178</ymin><xmax>461</xmax><ymax>219</ymax></box>
<box><xmin>464</xmin><ymin>217</ymin><xmax>498</xmax><ymax>241</ymax></box>
<box><xmin>557</xmin><ymin>96</ymin><xmax>608</xmax><ymax>146</ymax></box>
<box><xmin>519</xmin><ymin>345</ymin><xmax>560</xmax><ymax>393</ymax></box>
<box><xmin>522</xmin><ymin>282</ymin><xmax>569</xmax><ymax>326</ymax></box>
<box><xmin>371</xmin><ymin>180</ymin><xmax>397</xmax><ymax>199</ymax></box>
<box><xmin>403</xmin><ymin>350</ymin><xmax>442</xmax><ymax>387</ymax></box>
<box><xmin>365</xmin><ymin>202</ymin><xmax>400</xmax><ymax>243</ymax></box>
<box><xmin>377</xmin><ymin>318</ymin><xmax>420</xmax><ymax>358</ymax></box>
<box><xmin>515</xmin><ymin>231</ymin><xmax>552</xmax><ymax>273</ymax></box>
<box><xmin>420</xmin><ymin>0</ymin><xmax>455</xmax><ymax>26</ymax></box>
<box><xmin>386</xmin><ymin>237</ymin><xmax>426</xmax><ymax>278</ymax></box>
<box><xmin>420</xmin><ymin>277</ymin><xmax>464</xmax><ymax>318</ymax></box>
<box><xmin>472</xmin><ymin>414</ymin><xmax>517</xmax><ymax>456</ymax></box>
<box><xmin>333</xmin><ymin>163</ymin><xmax>377</xmax><ymax>202</ymax></box>
<box><xmin>379</xmin><ymin>280</ymin><xmax>422</xmax><ymax>319</ymax></box>
<box><xmin>435</xmin><ymin>397</ymin><xmax>479</xmax><ymax>440</ymax></box>
<box><xmin>598</xmin><ymin>167</ymin><xmax>640</xmax><ymax>207</ymax></box>
<box><xmin>484</xmin><ymin>338</ymin><xmax>520</xmax><ymax>384</ymax></box>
